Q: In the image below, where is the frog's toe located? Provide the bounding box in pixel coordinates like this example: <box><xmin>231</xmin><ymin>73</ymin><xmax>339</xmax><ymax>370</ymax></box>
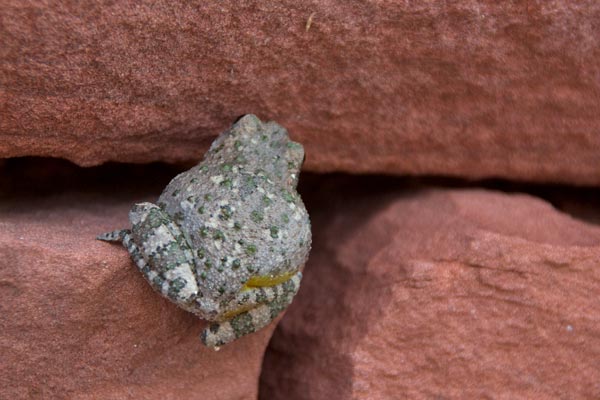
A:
<box><xmin>96</xmin><ymin>229</ymin><xmax>129</xmax><ymax>242</ymax></box>
<box><xmin>201</xmin><ymin>321</ymin><xmax>235</xmax><ymax>349</ymax></box>
<box><xmin>201</xmin><ymin>305</ymin><xmax>272</xmax><ymax>349</ymax></box>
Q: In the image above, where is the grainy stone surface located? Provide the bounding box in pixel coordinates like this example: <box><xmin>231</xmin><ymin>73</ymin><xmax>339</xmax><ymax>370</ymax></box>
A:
<box><xmin>0</xmin><ymin>186</ymin><xmax>275</xmax><ymax>400</ymax></box>
<box><xmin>3</xmin><ymin>159</ymin><xmax>600</xmax><ymax>399</ymax></box>
<box><xmin>2</xmin><ymin>1</ymin><xmax>600</xmax><ymax>184</ymax></box>
<box><xmin>260</xmin><ymin>176</ymin><xmax>600</xmax><ymax>399</ymax></box>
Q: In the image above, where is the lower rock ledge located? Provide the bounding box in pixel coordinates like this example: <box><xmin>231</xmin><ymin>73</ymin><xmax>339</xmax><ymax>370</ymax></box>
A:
<box><xmin>0</xmin><ymin>192</ymin><xmax>273</xmax><ymax>400</ymax></box>
<box><xmin>261</xmin><ymin>184</ymin><xmax>600</xmax><ymax>400</ymax></box>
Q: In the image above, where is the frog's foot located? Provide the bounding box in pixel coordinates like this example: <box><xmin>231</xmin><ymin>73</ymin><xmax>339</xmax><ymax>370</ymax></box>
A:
<box><xmin>200</xmin><ymin>271</ymin><xmax>302</xmax><ymax>349</ymax></box>
<box><xmin>98</xmin><ymin>204</ymin><xmax>200</xmax><ymax>307</ymax></box>
<box><xmin>97</xmin><ymin>230</ymin><xmax>147</xmax><ymax>274</ymax></box>
<box><xmin>96</xmin><ymin>229</ymin><xmax>130</xmax><ymax>242</ymax></box>
<box><xmin>97</xmin><ymin>229</ymin><xmax>159</xmax><ymax>284</ymax></box>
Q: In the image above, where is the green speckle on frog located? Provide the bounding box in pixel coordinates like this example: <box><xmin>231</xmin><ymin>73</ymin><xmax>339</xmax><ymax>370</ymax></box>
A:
<box><xmin>98</xmin><ymin>115</ymin><xmax>311</xmax><ymax>349</ymax></box>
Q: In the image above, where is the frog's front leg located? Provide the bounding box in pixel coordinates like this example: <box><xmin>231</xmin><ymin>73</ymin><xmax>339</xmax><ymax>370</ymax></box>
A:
<box><xmin>98</xmin><ymin>203</ymin><xmax>199</xmax><ymax>306</ymax></box>
<box><xmin>201</xmin><ymin>271</ymin><xmax>302</xmax><ymax>348</ymax></box>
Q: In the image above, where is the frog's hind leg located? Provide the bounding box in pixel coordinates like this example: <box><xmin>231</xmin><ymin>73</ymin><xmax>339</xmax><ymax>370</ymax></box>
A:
<box><xmin>201</xmin><ymin>271</ymin><xmax>302</xmax><ymax>349</ymax></box>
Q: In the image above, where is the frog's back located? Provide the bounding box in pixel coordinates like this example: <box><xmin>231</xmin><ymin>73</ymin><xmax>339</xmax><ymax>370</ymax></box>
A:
<box><xmin>156</xmin><ymin>115</ymin><xmax>311</xmax><ymax>306</ymax></box>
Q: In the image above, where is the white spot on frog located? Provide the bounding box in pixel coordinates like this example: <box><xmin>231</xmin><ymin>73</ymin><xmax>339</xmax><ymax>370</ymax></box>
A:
<box><xmin>211</xmin><ymin>175</ymin><xmax>224</xmax><ymax>185</ymax></box>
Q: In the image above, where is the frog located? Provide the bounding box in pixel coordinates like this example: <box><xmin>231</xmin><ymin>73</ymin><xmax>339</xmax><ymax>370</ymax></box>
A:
<box><xmin>97</xmin><ymin>114</ymin><xmax>311</xmax><ymax>349</ymax></box>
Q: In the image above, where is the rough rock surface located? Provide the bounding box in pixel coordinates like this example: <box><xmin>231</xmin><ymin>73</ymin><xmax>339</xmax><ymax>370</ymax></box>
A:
<box><xmin>2</xmin><ymin>1</ymin><xmax>600</xmax><ymax>184</ymax></box>
<box><xmin>0</xmin><ymin>169</ymin><xmax>276</xmax><ymax>399</ymax></box>
<box><xmin>261</xmin><ymin>176</ymin><xmax>600</xmax><ymax>399</ymax></box>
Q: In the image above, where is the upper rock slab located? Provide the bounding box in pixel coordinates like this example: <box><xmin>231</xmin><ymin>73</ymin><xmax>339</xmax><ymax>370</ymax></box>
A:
<box><xmin>2</xmin><ymin>2</ymin><xmax>600</xmax><ymax>184</ymax></box>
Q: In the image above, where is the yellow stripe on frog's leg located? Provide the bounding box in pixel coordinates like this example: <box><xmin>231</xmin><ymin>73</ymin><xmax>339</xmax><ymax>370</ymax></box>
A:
<box><xmin>219</xmin><ymin>270</ymin><xmax>302</xmax><ymax>320</ymax></box>
<box><xmin>201</xmin><ymin>272</ymin><xmax>302</xmax><ymax>349</ymax></box>
<box><xmin>242</xmin><ymin>269</ymin><xmax>299</xmax><ymax>290</ymax></box>
<box><xmin>219</xmin><ymin>286</ymin><xmax>276</xmax><ymax>321</ymax></box>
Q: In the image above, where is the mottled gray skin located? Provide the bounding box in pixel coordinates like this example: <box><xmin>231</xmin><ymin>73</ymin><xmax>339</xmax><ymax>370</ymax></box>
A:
<box><xmin>98</xmin><ymin>115</ymin><xmax>311</xmax><ymax>349</ymax></box>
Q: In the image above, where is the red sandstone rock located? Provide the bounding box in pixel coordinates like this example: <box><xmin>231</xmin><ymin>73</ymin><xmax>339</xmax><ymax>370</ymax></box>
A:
<box><xmin>2</xmin><ymin>2</ymin><xmax>600</xmax><ymax>184</ymax></box>
<box><xmin>0</xmin><ymin>192</ymin><xmax>274</xmax><ymax>399</ymax></box>
<box><xmin>261</xmin><ymin>180</ymin><xmax>600</xmax><ymax>399</ymax></box>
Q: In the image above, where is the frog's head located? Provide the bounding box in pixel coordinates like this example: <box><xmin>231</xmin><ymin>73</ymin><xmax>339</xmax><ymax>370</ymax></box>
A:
<box><xmin>206</xmin><ymin>114</ymin><xmax>306</xmax><ymax>189</ymax></box>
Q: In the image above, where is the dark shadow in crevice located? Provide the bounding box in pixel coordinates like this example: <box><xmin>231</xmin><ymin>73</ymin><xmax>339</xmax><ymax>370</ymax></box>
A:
<box><xmin>1</xmin><ymin>157</ymin><xmax>598</xmax><ymax>226</ymax></box>
<box><xmin>0</xmin><ymin>157</ymin><xmax>181</xmax><ymax>200</ymax></box>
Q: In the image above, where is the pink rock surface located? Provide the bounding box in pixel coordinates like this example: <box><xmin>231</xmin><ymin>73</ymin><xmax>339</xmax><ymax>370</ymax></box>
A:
<box><xmin>0</xmin><ymin>191</ymin><xmax>274</xmax><ymax>399</ymax></box>
<box><xmin>2</xmin><ymin>1</ymin><xmax>600</xmax><ymax>184</ymax></box>
<box><xmin>261</xmin><ymin>179</ymin><xmax>600</xmax><ymax>399</ymax></box>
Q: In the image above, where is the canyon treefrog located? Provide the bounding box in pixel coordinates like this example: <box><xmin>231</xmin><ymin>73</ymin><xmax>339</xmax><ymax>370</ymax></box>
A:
<box><xmin>98</xmin><ymin>114</ymin><xmax>311</xmax><ymax>349</ymax></box>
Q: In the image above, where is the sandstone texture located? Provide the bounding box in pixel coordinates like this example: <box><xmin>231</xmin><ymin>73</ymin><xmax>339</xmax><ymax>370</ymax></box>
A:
<box><xmin>261</xmin><ymin>177</ymin><xmax>600</xmax><ymax>399</ymax></box>
<box><xmin>0</xmin><ymin>169</ymin><xmax>276</xmax><ymax>400</ymax></box>
<box><xmin>2</xmin><ymin>1</ymin><xmax>600</xmax><ymax>184</ymax></box>
<box><xmin>2</xmin><ymin>160</ymin><xmax>600</xmax><ymax>399</ymax></box>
